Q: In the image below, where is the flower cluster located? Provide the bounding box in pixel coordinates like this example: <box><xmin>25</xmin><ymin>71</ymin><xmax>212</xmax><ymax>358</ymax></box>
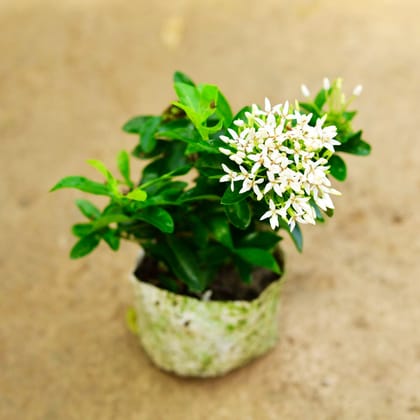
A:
<box><xmin>219</xmin><ymin>99</ymin><xmax>341</xmax><ymax>231</ymax></box>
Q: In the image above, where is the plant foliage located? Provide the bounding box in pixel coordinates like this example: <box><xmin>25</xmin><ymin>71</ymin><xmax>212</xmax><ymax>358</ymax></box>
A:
<box><xmin>51</xmin><ymin>72</ymin><xmax>370</xmax><ymax>295</ymax></box>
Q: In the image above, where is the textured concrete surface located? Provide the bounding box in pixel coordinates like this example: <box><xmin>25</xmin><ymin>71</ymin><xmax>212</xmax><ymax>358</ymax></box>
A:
<box><xmin>1</xmin><ymin>0</ymin><xmax>420</xmax><ymax>419</ymax></box>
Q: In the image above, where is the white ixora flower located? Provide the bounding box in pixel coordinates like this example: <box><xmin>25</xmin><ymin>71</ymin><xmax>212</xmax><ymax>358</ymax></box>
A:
<box><xmin>260</xmin><ymin>199</ymin><xmax>284</xmax><ymax>230</ymax></box>
<box><xmin>219</xmin><ymin>93</ymin><xmax>342</xmax><ymax>231</ymax></box>
<box><xmin>300</xmin><ymin>84</ymin><xmax>311</xmax><ymax>98</ymax></box>
<box><xmin>352</xmin><ymin>84</ymin><xmax>363</xmax><ymax>96</ymax></box>
<box><xmin>220</xmin><ymin>164</ymin><xmax>240</xmax><ymax>191</ymax></box>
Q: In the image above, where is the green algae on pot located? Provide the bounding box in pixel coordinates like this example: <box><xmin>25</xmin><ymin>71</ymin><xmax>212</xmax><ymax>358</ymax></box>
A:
<box><xmin>130</xmin><ymin>254</ymin><xmax>284</xmax><ymax>377</ymax></box>
<box><xmin>52</xmin><ymin>72</ymin><xmax>370</xmax><ymax>377</ymax></box>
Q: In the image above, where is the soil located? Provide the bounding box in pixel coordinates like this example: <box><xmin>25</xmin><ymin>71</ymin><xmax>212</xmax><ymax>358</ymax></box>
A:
<box><xmin>134</xmin><ymin>252</ymin><xmax>283</xmax><ymax>301</ymax></box>
<box><xmin>2</xmin><ymin>1</ymin><xmax>420</xmax><ymax>419</ymax></box>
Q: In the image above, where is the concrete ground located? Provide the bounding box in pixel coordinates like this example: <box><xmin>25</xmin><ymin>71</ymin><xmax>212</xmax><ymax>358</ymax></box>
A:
<box><xmin>1</xmin><ymin>0</ymin><xmax>420</xmax><ymax>419</ymax></box>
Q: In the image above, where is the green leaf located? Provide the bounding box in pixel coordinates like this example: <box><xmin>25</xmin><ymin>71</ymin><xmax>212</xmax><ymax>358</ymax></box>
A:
<box><xmin>195</xmin><ymin>153</ymin><xmax>224</xmax><ymax>170</ymax></box>
<box><xmin>215</xmin><ymin>90</ymin><xmax>233</xmax><ymax>127</ymax></box>
<box><xmin>221</xmin><ymin>183</ymin><xmax>250</xmax><ymax>205</ymax></box>
<box><xmin>189</xmin><ymin>215</ymin><xmax>209</xmax><ymax>248</ymax></box>
<box><xmin>139</xmin><ymin>116</ymin><xmax>161</xmax><ymax>153</ymax></box>
<box><xmin>231</xmin><ymin>106</ymin><xmax>251</xmax><ymax>125</ymax></box>
<box><xmin>234</xmin><ymin>247</ymin><xmax>281</xmax><ymax>275</ymax></box>
<box><xmin>70</xmin><ymin>234</ymin><xmax>100</xmax><ymax>259</ymax></box>
<box><xmin>339</xmin><ymin>130</ymin><xmax>362</xmax><ymax>145</ymax></box>
<box><xmin>329</xmin><ymin>154</ymin><xmax>347</xmax><ymax>181</ymax></box>
<box><xmin>122</xmin><ymin>116</ymin><xmax>161</xmax><ymax>154</ymax></box>
<box><xmin>133</xmin><ymin>207</ymin><xmax>174</xmax><ymax>233</ymax></box>
<box><xmin>325</xmin><ymin>208</ymin><xmax>334</xmax><ymax>218</ymax></box>
<box><xmin>75</xmin><ymin>199</ymin><xmax>101</xmax><ymax>220</ymax></box>
<box><xmin>233</xmin><ymin>256</ymin><xmax>252</xmax><ymax>284</ymax></box>
<box><xmin>173</xmin><ymin>82</ymin><xmax>221</xmax><ymax>140</ymax></box>
<box><xmin>177</xmin><ymin>192</ymin><xmax>220</xmax><ymax>204</ymax></box>
<box><xmin>166</xmin><ymin>236</ymin><xmax>205</xmax><ymax>293</ymax></box>
<box><xmin>337</xmin><ymin>136</ymin><xmax>371</xmax><ymax>156</ymax></box>
<box><xmin>140</xmin><ymin>141</ymin><xmax>189</xmax><ymax>185</ymax></box>
<box><xmin>87</xmin><ymin>159</ymin><xmax>110</xmax><ymax>179</ymax></box>
<box><xmin>87</xmin><ymin>159</ymin><xmax>119</xmax><ymax>193</ymax></box>
<box><xmin>343</xmin><ymin>110</ymin><xmax>357</xmax><ymax>121</ymax></box>
<box><xmin>238</xmin><ymin>231</ymin><xmax>282</xmax><ymax>250</ymax></box>
<box><xmin>72</xmin><ymin>223</ymin><xmax>94</xmax><ymax>237</ymax></box>
<box><xmin>209</xmin><ymin>215</ymin><xmax>233</xmax><ymax>249</ymax></box>
<box><xmin>126</xmin><ymin>188</ymin><xmax>147</xmax><ymax>202</ymax></box>
<box><xmin>168</xmin><ymin>165</ymin><xmax>192</xmax><ymax>177</ymax></box>
<box><xmin>117</xmin><ymin>150</ymin><xmax>133</xmax><ymax>187</ymax></box>
<box><xmin>155</xmin><ymin>181</ymin><xmax>188</xmax><ymax>200</ymax></box>
<box><xmin>173</xmin><ymin>71</ymin><xmax>195</xmax><ymax>86</ymax></box>
<box><xmin>224</xmin><ymin>201</ymin><xmax>251</xmax><ymax>229</ymax></box>
<box><xmin>157</xmin><ymin>125</ymin><xmax>216</xmax><ymax>154</ymax></box>
<box><xmin>50</xmin><ymin>176</ymin><xmax>110</xmax><ymax>196</ymax></box>
<box><xmin>314</xmin><ymin>89</ymin><xmax>327</xmax><ymax>109</ymax></box>
<box><xmin>310</xmin><ymin>200</ymin><xmax>325</xmax><ymax>223</ymax></box>
<box><xmin>92</xmin><ymin>214</ymin><xmax>132</xmax><ymax>230</ymax></box>
<box><xmin>102</xmin><ymin>229</ymin><xmax>120</xmax><ymax>251</ymax></box>
<box><xmin>174</xmin><ymin>82</ymin><xmax>200</xmax><ymax>110</ymax></box>
<box><xmin>299</xmin><ymin>102</ymin><xmax>321</xmax><ymax>119</ymax></box>
<box><xmin>197</xmin><ymin>84</ymin><xmax>219</xmax><ymax>109</ymax></box>
<box><xmin>139</xmin><ymin>164</ymin><xmax>192</xmax><ymax>195</ymax></box>
<box><xmin>289</xmin><ymin>223</ymin><xmax>303</xmax><ymax>252</ymax></box>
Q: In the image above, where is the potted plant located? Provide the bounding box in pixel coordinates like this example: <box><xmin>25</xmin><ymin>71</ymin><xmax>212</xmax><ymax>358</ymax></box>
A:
<box><xmin>51</xmin><ymin>72</ymin><xmax>370</xmax><ymax>377</ymax></box>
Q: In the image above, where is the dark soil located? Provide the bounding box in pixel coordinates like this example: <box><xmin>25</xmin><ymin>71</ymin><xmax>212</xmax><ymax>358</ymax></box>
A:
<box><xmin>133</xmin><ymin>251</ymin><xmax>284</xmax><ymax>301</ymax></box>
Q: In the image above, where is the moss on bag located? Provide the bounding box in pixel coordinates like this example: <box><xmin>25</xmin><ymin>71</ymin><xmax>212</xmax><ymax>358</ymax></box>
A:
<box><xmin>131</xmin><ymin>276</ymin><xmax>283</xmax><ymax>377</ymax></box>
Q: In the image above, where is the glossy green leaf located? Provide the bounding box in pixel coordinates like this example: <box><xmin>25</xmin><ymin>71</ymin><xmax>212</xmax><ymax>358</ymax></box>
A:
<box><xmin>337</xmin><ymin>137</ymin><xmax>371</xmax><ymax>156</ymax></box>
<box><xmin>216</xmin><ymin>90</ymin><xmax>233</xmax><ymax>127</ymax></box>
<box><xmin>122</xmin><ymin>116</ymin><xmax>161</xmax><ymax>153</ymax></box>
<box><xmin>87</xmin><ymin>159</ymin><xmax>119</xmax><ymax>193</ymax></box>
<box><xmin>139</xmin><ymin>116</ymin><xmax>161</xmax><ymax>153</ymax></box>
<box><xmin>221</xmin><ymin>183</ymin><xmax>250</xmax><ymax>205</ymax></box>
<box><xmin>155</xmin><ymin>181</ymin><xmax>188</xmax><ymax>199</ymax></box>
<box><xmin>72</xmin><ymin>223</ymin><xmax>94</xmax><ymax>237</ymax></box>
<box><xmin>209</xmin><ymin>215</ymin><xmax>233</xmax><ymax>249</ymax></box>
<box><xmin>339</xmin><ymin>130</ymin><xmax>362</xmax><ymax>145</ymax></box>
<box><xmin>117</xmin><ymin>150</ymin><xmax>133</xmax><ymax>187</ymax></box>
<box><xmin>173</xmin><ymin>71</ymin><xmax>195</xmax><ymax>86</ymax></box>
<box><xmin>224</xmin><ymin>201</ymin><xmax>251</xmax><ymax>229</ymax></box>
<box><xmin>70</xmin><ymin>234</ymin><xmax>100</xmax><ymax>259</ymax></box>
<box><xmin>87</xmin><ymin>159</ymin><xmax>110</xmax><ymax>179</ymax></box>
<box><xmin>231</xmin><ymin>106</ymin><xmax>252</xmax><ymax>125</ymax></box>
<box><xmin>173</xmin><ymin>82</ymin><xmax>222</xmax><ymax>140</ymax></box>
<box><xmin>168</xmin><ymin>165</ymin><xmax>193</xmax><ymax>177</ymax></box>
<box><xmin>279</xmin><ymin>219</ymin><xmax>303</xmax><ymax>252</ymax></box>
<box><xmin>310</xmin><ymin>200</ymin><xmax>325</xmax><ymax>223</ymax></box>
<box><xmin>50</xmin><ymin>176</ymin><xmax>110</xmax><ymax>196</ymax></box>
<box><xmin>299</xmin><ymin>102</ymin><xmax>321</xmax><ymax>119</ymax></box>
<box><xmin>133</xmin><ymin>207</ymin><xmax>174</xmax><ymax>233</ymax></box>
<box><xmin>238</xmin><ymin>231</ymin><xmax>282</xmax><ymax>250</ymax></box>
<box><xmin>234</xmin><ymin>247</ymin><xmax>281</xmax><ymax>275</ymax></box>
<box><xmin>102</xmin><ymin>229</ymin><xmax>120</xmax><ymax>251</ymax></box>
<box><xmin>343</xmin><ymin>110</ymin><xmax>357</xmax><ymax>121</ymax></box>
<box><xmin>329</xmin><ymin>154</ymin><xmax>347</xmax><ymax>181</ymax></box>
<box><xmin>92</xmin><ymin>214</ymin><xmax>131</xmax><ymax>230</ymax></box>
<box><xmin>314</xmin><ymin>89</ymin><xmax>327</xmax><ymax>109</ymax></box>
<box><xmin>174</xmin><ymin>82</ymin><xmax>200</xmax><ymax>110</ymax></box>
<box><xmin>126</xmin><ymin>188</ymin><xmax>147</xmax><ymax>202</ymax></box>
<box><xmin>75</xmin><ymin>199</ymin><xmax>101</xmax><ymax>220</ymax></box>
<box><xmin>325</xmin><ymin>208</ymin><xmax>334</xmax><ymax>217</ymax></box>
<box><xmin>195</xmin><ymin>153</ymin><xmax>224</xmax><ymax>170</ymax></box>
<box><xmin>289</xmin><ymin>223</ymin><xmax>303</xmax><ymax>252</ymax></box>
<box><xmin>166</xmin><ymin>236</ymin><xmax>205</xmax><ymax>293</ymax></box>
<box><xmin>233</xmin><ymin>256</ymin><xmax>252</xmax><ymax>284</ymax></box>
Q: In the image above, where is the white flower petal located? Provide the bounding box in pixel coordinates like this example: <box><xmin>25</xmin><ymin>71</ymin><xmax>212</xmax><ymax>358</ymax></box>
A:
<box><xmin>301</xmin><ymin>84</ymin><xmax>311</xmax><ymax>98</ymax></box>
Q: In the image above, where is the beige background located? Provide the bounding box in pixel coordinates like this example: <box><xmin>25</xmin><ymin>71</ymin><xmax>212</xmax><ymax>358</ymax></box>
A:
<box><xmin>1</xmin><ymin>0</ymin><xmax>419</xmax><ymax>419</ymax></box>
